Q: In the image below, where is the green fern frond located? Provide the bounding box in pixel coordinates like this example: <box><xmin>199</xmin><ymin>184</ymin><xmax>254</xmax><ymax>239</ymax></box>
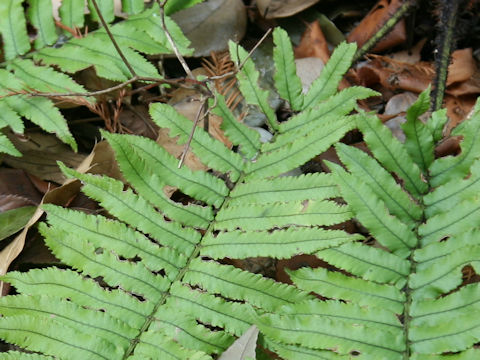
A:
<box><xmin>302</xmin><ymin>41</ymin><xmax>357</xmax><ymax>110</ymax></box>
<box><xmin>4</xmin><ymin>25</ymin><xmax>479</xmax><ymax>360</ymax></box>
<box><xmin>0</xmin><ymin>34</ymin><xmax>371</xmax><ymax>359</ymax></box>
<box><xmin>272</xmin><ymin>28</ymin><xmax>303</xmax><ymax>111</ymax></box>
<box><xmin>257</xmin><ymin>88</ymin><xmax>480</xmax><ymax>358</ymax></box>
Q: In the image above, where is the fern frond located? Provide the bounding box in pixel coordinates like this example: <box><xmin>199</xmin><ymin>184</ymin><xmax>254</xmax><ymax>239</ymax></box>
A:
<box><xmin>87</xmin><ymin>0</ymin><xmax>115</xmax><ymax>23</ymax></box>
<box><xmin>429</xmin><ymin>99</ymin><xmax>480</xmax><ymax>186</ymax></box>
<box><xmin>247</xmin><ymin>115</ymin><xmax>356</xmax><ymax>179</ymax></box>
<box><xmin>150</xmin><ymin>103</ymin><xmax>245</xmax><ymax>180</ymax></box>
<box><xmin>229</xmin><ymin>41</ymin><xmax>278</xmax><ymax>131</ymax></box>
<box><xmin>27</xmin><ymin>0</ymin><xmax>57</xmax><ymax>49</ymax></box>
<box><xmin>0</xmin><ymin>35</ymin><xmax>383</xmax><ymax>359</ymax></box>
<box><xmin>59</xmin><ymin>0</ymin><xmax>85</xmax><ymax>29</ymax></box>
<box><xmin>402</xmin><ymin>88</ymin><xmax>434</xmax><ymax>173</ymax></box>
<box><xmin>356</xmin><ymin>111</ymin><xmax>428</xmax><ymax>198</ymax></box>
<box><xmin>335</xmin><ymin>142</ymin><xmax>422</xmax><ymax>227</ymax></box>
<box><xmin>201</xmin><ymin>228</ymin><xmax>361</xmax><ymax>259</ymax></box>
<box><xmin>272</xmin><ymin>27</ymin><xmax>303</xmax><ymax>111</ymax></box>
<box><xmin>0</xmin><ymin>0</ymin><xmax>30</xmax><ymax>60</ymax></box>
<box><xmin>302</xmin><ymin>42</ymin><xmax>357</xmax><ymax>110</ymax></box>
<box><xmin>0</xmin><ymin>2</ymin><xmax>192</xmax><ymax>156</ymax></box>
<box><xmin>0</xmin><ymin>134</ymin><xmax>21</xmax><ymax>157</ymax></box>
<box><xmin>211</xmin><ymin>93</ymin><xmax>261</xmax><ymax>159</ymax></box>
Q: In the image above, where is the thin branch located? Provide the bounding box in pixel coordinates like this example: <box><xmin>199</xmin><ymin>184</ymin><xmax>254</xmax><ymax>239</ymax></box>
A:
<box><xmin>205</xmin><ymin>28</ymin><xmax>273</xmax><ymax>81</ymax></box>
<box><xmin>178</xmin><ymin>98</ymin><xmax>207</xmax><ymax>168</ymax></box>
<box><xmin>90</xmin><ymin>0</ymin><xmax>137</xmax><ymax>78</ymax></box>
<box><xmin>156</xmin><ymin>0</ymin><xmax>195</xmax><ymax>80</ymax></box>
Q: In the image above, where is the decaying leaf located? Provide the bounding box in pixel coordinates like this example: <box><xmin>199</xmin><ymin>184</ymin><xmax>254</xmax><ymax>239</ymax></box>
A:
<box><xmin>4</xmin><ymin>132</ymin><xmax>86</xmax><ymax>183</ymax></box>
<box><xmin>347</xmin><ymin>0</ymin><xmax>407</xmax><ymax>52</ymax></box>
<box><xmin>217</xmin><ymin>325</ymin><xmax>259</xmax><ymax>360</ymax></box>
<box><xmin>256</xmin><ymin>0</ymin><xmax>321</xmax><ymax>19</ymax></box>
<box><xmin>172</xmin><ymin>0</ymin><xmax>247</xmax><ymax>57</ymax></box>
<box><xmin>295</xmin><ymin>21</ymin><xmax>330</xmax><ymax>63</ymax></box>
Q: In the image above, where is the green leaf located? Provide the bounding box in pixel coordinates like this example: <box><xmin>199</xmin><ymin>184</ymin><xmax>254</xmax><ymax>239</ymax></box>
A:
<box><xmin>302</xmin><ymin>42</ymin><xmax>357</xmax><ymax>110</ymax></box>
<box><xmin>402</xmin><ymin>87</ymin><xmax>434</xmax><ymax>172</ymax></box>
<box><xmin>0</xmin><ymin>101</ymin><xmax>23</xmax><ymax>133</ymax></box>
<box><xmin>247</xmin><ymin>115</ymin><xmax>356</xmax><ymax>179</ymax></box>
<box><xmin>8</xmin><ymin>59</ymin><xmax>93</xmax><ymax>103</ymax></box>
<box><xmin>27</xmin><ymin>0</ymin><xmax>58</xmax><ymax>49</ymax></box>
<box><xmin>229</xmin><ymin>41</ymin><xmax>278</xmax><ymax>131</ymax></box>
<box><xmin>202</xmin><ymin>228</ymin><xmax>360</xmax><ymax>259</ymax></box>
<box><xmin>0</xmin><ymin>206</ymin><xmax>36</xmax><ymax>240</ymax></box>
<box><xmin>0</xmin><ymin>133</ymin><xmax>21</xmax><ymax>157</ymax></box>
<box><xmin>87</xmin><ymin>0</ymin><xmax>114</xmax><ymax>23</ymax></box>
<box><xmin>273</xmin><ymin>27</ymin><xmax>303</xmax><ymax>111</ymax></box>
<box><xmin>59</xmin><ymin>0</ymin><xmax>85</xmax><ymax>29</ymax></box>
<box><xmin>429</xmin><ymin>99</ymin><xmax>480</xmax><ymax>187</ymax></box>
<box><xmin>164</xmin><ymin>0</ymin><xmax>205</xmax><ymax>15</ymax></box>
<box><xmin>211</xmin><ymin>93</ymin><xmax>261</xmax><ymax>159</ymax></box>
<box><xmin>427</xmin><ymin>108</ymin><xmax>448</xmax><ymax>143</ymax></box>
<box><xmin>335</xmin><ymin>142</ymin><xmax>422</xmax><ymax>227</ymax></box>
<box><xmin>121</xmin><ymin>0</ymin><xmax>144</xmax><ymax>15</ymax></box>
<box><xmin>356</xmin><ymin>112</ymin><xmax>428</xmax><ymax>198</ymax></box>
<box><xmin>150</xmin><ymin>103</ymin><xmax>244</xmax><ymax>181</ymax></box>
<box><xmin>328</xmin><ymin>161</ymin><xmax>417</xmax><ymax>257</ymax></box>
<box><xmin>0</xmin><ymin>0</ymin><xmax>30</xmax><ymax>60</ymax></box>
<box><xmin>8</xmin><ymin>96</ymin><xmax>76</xmax><ymax>151</ymax></box>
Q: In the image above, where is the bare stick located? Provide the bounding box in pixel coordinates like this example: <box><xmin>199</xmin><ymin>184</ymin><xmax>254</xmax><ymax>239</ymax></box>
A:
<box><xmin>157</xmin><ymin>0</ymin><xmax>195</xmax><ymax>80</ymax></box>
<box><xmin>178</xmin><ymin>98</ymin><xmax>207</xmax><ymax>168</ymax></box>
<box><xmin>90</xmin><ymin>0</ymin><xmax>137</xmax><ymax>78</ymax></box>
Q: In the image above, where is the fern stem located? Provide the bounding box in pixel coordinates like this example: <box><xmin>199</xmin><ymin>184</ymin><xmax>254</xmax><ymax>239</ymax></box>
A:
<box><xmin>90</xmin><ymin>0</ymin><xmax>138</xmax><ymax>78</ymax></box>
<box><xmin>352</xmin><ymin>0</ymin><xmax>417</xmax><ymax>63</ymax></box>
<box><xmin>403</xmin><ymin>192</ymin><xmax>428</xmax><ymax>358</ymax></box>
<box><xmin>123</xmin><ymin>171</ymin><xmax>247</xmax><ymax>358</ymax></box>
<box><xmin>431</xmin><ymin>0</ymin><xmax>464</xmax><ymax>111</ymax></box>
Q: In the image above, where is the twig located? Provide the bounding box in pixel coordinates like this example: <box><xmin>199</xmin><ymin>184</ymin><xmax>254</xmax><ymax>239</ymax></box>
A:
<box><xmin>157</xmin><ymin>0</ymin><xmax>195</xmax><ymax>80</ymax></box>
<box><xmin>90</xmin><ymin>0</ymin><xmax>137</xmax><ymax>78</ymax></box>
<box><xmin>206</xmin><ymin>28</ymin><xmax>273</xmax><ymax>81</ymax></box>
<box><xmin>178</xmin><ymin>98</ymin><xmax>207</xmax><ymax>168</ymax></box>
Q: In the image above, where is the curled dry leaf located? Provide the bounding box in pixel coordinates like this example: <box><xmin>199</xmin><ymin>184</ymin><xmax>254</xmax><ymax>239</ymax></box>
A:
<box><xmin>347</xmin><ymin>0</ymin><xmax>407</xmax><ymax>52</ymax></box>
<box><xmin>172</xmin><ymin>0</ymin><xmax>247</xmax><ymax>57</ymax></box>
<box><xmin>256</xmin><ymin>0</ymin><xmax>321</xmax><ymax>19</ymax></box>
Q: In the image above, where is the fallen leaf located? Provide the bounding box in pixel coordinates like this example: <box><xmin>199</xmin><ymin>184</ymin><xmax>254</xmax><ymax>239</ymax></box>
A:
<box><xmin>0</xmin><ymin>206</ymin><xmax>36</xmax><ymax>241</ymax></box>
<box><xmin>347</xmin><ymin>0</ymin><xmax>407</xmax><ymax>53</ymax></box>
<box><xmin>256</xmin><ymin>0</ymin><xmax>321</xmax><ymax>19</ymax></box>
<box><xmin>4</xmin><ymin>132</ymin><xmax>86</xmax><ymax>183</ymax></box>
<box><xmin>295</xmin><ymin>21</ymin><xmax>330</xmax><ymax>63</ymax></box>
<box><xmin>218</xmin><ymin>325</ymin><xmax>259</xmax><ymax>360</ymax></box>
<box><xmin>447</xmin><ymin>48</ymin><xmax>477</xmax><ymax>85</ymax></box>
<box><xmin>0</xmin><ymin>169</ymin><xmax>44</xmax><ymax>211</ymax></box>
<box><xmin>172</xmin><ymin>0</ymin><xmax>247</xmax><ymax>57</ymax></box>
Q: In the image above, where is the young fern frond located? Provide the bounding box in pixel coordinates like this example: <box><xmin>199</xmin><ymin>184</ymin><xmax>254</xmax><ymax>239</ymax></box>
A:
<box><xmin>0</xmin><ymin>29</ymin><xmax>368</xmax><ymax>359</ymax></box>
<box><xmin>0</xmin><ymin>1</ymin><xmax>192</xmax><ymax>156</ymax></box>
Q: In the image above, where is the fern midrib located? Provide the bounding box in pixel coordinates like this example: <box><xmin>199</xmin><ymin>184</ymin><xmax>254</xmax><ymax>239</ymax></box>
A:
<box><xmin>122</xmin><ymin>172</ymin><xmax>248</xmax><ymax>359</ymax></box>
<box><xmin>404</xmin><ymin>185</ymin><xmax>428</xmax><ymax>359</ymax></box>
